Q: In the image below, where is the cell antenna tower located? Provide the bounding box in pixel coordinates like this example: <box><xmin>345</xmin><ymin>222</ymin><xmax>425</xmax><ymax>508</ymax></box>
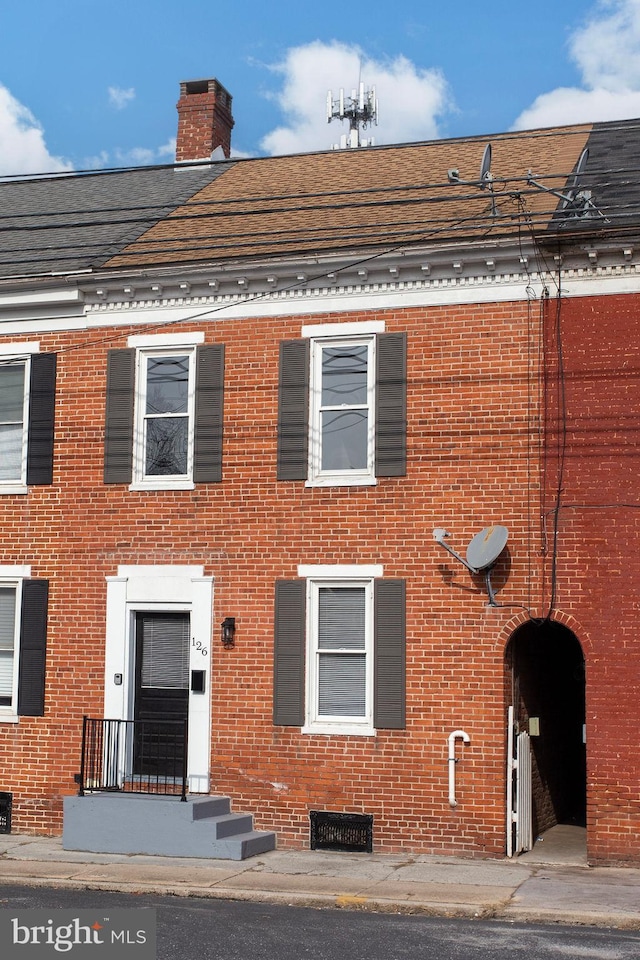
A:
<box><xmin>327</xmin><ymin>81</ymin><xmax>378</xmax><ymax>149</ymax></box>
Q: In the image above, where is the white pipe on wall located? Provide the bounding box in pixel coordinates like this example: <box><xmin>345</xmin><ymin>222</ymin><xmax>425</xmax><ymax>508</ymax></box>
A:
<box><xmin>448</xmin><ymin>729</ymin><xmax>470</xmax><ymax>807</ymax></box>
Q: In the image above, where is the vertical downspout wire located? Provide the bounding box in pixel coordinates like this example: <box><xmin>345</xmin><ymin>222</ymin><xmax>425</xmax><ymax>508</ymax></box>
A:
<box><xmin>546</xmin><ymin>258</ymin><xmax>567</xmax><ymax>620</ymax></box>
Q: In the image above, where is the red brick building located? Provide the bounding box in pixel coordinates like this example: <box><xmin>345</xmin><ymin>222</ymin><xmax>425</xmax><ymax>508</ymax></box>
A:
<box><xmin>0</xmin><ymin>81</ymin><xmax>638</xmax><ymax>863</ymax></box>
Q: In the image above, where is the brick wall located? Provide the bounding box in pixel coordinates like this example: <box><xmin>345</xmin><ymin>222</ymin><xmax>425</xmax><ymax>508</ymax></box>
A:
<box><xmin>7</xmin><ymin>290</ymin><xmax>629</xmax><ymax>860</ymax></box>
<box><xmin>542</xmin><ymin>291</ymin><xmax>640</xmax><ymax>864</ymax></box>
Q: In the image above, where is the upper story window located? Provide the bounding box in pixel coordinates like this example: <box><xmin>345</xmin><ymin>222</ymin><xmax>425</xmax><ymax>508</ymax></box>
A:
<box><xmin>277</xmin><ymin>322</ymin><xmax>406</xmax><ymax>487</ymax></box>
<box><xmin>310</xmin><ymin>338</ymin><xmax>374</xmax><ymax>484</ymax></box>
<box><xmin>104</xmin><ymin>335</ymin><xmax>224</xmax><ymax>490</ymax></box>
<box><xmin>136</xmin><ymin>351</ymin><xmax>194</xmax><ymax>483</ymax></box>
<box><xmin>0</xmin><ymin>361</ymin><xmax>27</xmax><ymax>484</ymax></box>
<box><xmin>0</xmin><ymin>347</ymin><xmax>56</xmax><ymax>494</ymax></box>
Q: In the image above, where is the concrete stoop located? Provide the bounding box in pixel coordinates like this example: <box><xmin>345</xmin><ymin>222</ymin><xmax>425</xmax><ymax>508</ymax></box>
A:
<box><xmin>62</xmin><ymin>793</ymin><xmax>276</xmax><ymax>860</ymax></box>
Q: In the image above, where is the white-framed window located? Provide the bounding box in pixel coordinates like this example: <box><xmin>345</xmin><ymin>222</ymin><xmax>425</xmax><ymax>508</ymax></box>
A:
<box><xmin>0</xmin><ymin>566</ymin><xmax>47</xmax><ymax>721</ymax></box>
<box><xmin>0</xmin><ymin>580</ymin><xmax>20</xmax><ymax>715</ymax></box>
<box><xmin>276</xmin><ymin>321</ymin><xmax>406</xmax><ymax>487</ymax></box>
<box><xmin>105</xmin><ymin>335</ymin><xmax>224</xmax><ymax>490</ymax></box>
<box><xmin>0</xmin><ymin>343</ymin><xmax>55</xmax><ymax>494</ymax></box>
<box><xmin>274</xmin><ymin>566</ymin><xmax>405</xmax><ymax>735</ymax></box>
<box><xmin>308</xmin><ymin>335</ymin><xmax>375</xmax><ymax>486</ymax></box>
<box><xmin>0</xmin><ymin>358</ymin><xmax>28</xmax><ymax>487</ymax></box>
<box><xmin>305</xmin><ymin>577</ymin><xmax>374</xmax><ymax>735</ymax></box>
<box><xmin>133</xmin><ymin>348</ymin><xmax>196</xmax><ymax>488</ymax></box>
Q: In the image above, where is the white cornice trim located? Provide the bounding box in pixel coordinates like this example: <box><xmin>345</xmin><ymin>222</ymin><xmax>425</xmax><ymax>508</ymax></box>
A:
<box><xmin>0</xmin><ymin>254</ymin><xmax>639</xmax><ymax>337</ymax></box>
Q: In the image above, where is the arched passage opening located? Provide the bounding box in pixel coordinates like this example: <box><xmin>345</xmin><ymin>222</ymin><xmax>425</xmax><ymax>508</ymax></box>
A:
<box><xmin>505</xmin><ymin>619</ymin><xmax>586</xmax><ymax>840</ymax></box>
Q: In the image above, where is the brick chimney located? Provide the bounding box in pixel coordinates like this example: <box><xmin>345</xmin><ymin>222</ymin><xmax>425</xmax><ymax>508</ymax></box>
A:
<box><xmin>175</xmin><ymin>78</ymin><xmax>234</xmax><ymax>162</ymax></box>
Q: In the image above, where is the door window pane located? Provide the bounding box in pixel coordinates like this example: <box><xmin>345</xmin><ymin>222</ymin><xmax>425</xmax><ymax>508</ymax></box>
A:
<box><xmin>139</xmin><ymin>613</ymin><xmax>189</xmax><ymax>690</ymax></box>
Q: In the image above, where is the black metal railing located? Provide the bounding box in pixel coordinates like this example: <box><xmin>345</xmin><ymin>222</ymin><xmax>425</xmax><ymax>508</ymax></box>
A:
<box><xmin>79</xmin><ymin>717</ymin><xmax>188</xmax><ymax>801</ymax></box>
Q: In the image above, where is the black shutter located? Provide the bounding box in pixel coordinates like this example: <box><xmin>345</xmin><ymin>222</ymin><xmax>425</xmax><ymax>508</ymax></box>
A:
<box><xmin>373</xmin><ymin>578</ymin><xmax>406</xmax><ymax>729</ymax></box>
<box><xmin>375</xmin><ymin>332</ymin><xmax>407</xmax><ymax>477</ymax></box>
<box><xmin>273</xmin><ymin>579</ymin><xmax>306</xmax><ymax>725</ymax></box>
<box><xmin>26</xmin><ymin>353</ymin><xmax>56</xmax><ymax>485</ymax></box>
<box><xmin>17</xmin><ymin>579</ymin><xmax>48</xmax><ymax>717</ymax></box>
<box><xmin>277</xmin><ymin>339</ymin><xmax>309</xmax><ymax>480</ymax></box>
<box><xmin>104</xmin><ymin>349</ymin><xmax>135</xmax><ymax>483</ymax></box>
<box><xmin>193</xmin><ymin>343</ymin><xmax>224</xmax><ymax>483</ymax></box>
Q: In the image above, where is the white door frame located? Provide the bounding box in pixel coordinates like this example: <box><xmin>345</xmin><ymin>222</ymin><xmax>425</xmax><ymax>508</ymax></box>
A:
<box><xmin>105</xmin><ymin>565</ymin><xmax>213</xmax><ymax>793</ymax></box>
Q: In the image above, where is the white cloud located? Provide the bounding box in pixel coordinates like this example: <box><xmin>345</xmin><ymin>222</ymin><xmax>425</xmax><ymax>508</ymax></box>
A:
<box><xmin>0</xmin><ymin>84</ymin><xmax>72</xmax><ymax>176</ymax></box>
<box><xmin>259</xmin><ymin>40</ymin><xmax>453</xmax><ymax>155</ymax></box>
<box><xmin>108</xmin><ymin>86</ymin><xmax>135</xmax><ymax>110</ymax></box>
<box><xmin>513</xmin><ymin>0</ymin><xmax>640</xmax><ymax>129</ymax></box>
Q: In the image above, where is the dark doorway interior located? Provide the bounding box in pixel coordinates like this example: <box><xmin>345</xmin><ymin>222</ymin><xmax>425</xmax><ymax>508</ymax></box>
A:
<box><xmin>506</xmin><ymin>621</ymin><xmax>586</xmax><ymax>836</ymax></box>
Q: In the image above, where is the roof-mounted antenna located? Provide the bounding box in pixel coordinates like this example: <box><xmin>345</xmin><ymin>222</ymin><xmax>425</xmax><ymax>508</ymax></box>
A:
<box><xmin>448</xmin><ymin>144</ymin><xmax>498</xmax><ymax>215</ymax></box>
<box><xmin>526</xmin><ymin>148</ymin><xmax>605</xmax><ymax>221</ymax></box>
<box><xmin>433</xmin><ymin>525</ymin><xmax>508</xmax><ymax>606</ymax></box>
<box><xmin>327</xmin><ymin>81</ymin><xmax>378</xmax><ymax>149</ymax></box>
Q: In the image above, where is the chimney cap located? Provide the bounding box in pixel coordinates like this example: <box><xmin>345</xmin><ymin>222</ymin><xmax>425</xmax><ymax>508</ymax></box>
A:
<box><xmin>179</xmin><ymin>78</ymin><xmax>232</xmax><ymax>109</ymax></box>
<box><xmin>176</xmin><ymin>77</ymin><xmax>234</xmax><ymax>162</ymax></box>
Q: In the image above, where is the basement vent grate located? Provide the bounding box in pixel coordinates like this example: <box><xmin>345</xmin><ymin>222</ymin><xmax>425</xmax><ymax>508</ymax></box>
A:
<box><xmin>310</xmin><ymin>810</ymin><xmax>373</xmax><ymax>853</ymax></box>
<box><xmin>0</xmin><ymin>793</ymin><xmax>12</xmax><ymax>834</ymax></box>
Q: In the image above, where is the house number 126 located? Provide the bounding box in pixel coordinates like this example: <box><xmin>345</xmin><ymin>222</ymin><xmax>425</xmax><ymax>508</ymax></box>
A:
<box><xmin>192</xmin><ymin>638</ymin><xmax>208</xmax><ymax>656</ymax></box>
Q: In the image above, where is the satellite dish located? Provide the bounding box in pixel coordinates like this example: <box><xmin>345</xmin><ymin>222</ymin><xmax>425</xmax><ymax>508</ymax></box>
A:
<box><xmin>479</xmin><ymin>144</ymin><xmax>492</xmax><ymax>188</ymax></box>
<box><xmin>433</xmin><ymin>524</ymin><xmax>508</xmax><ymax>605</ymax></box>
<box><xmin>466</xmin><ymin>525</ymin><xmax>508</xmax><ymax>571</ymax></box>
<box><xmin>575</xmin><ymin>147</ymin><xmax>589</xmax><ymax>179</ymax></box>
<box><xmin>562</xmin><ymin>147</ymin><xmax>590</xmax><ymax>209</ymax></box>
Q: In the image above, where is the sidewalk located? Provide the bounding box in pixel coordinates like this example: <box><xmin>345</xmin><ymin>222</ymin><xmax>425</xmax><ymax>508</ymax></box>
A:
<box><xmin>1</xmin><ymin>833</ymin><xmax>640</xmax><ymax>929</ymax></box>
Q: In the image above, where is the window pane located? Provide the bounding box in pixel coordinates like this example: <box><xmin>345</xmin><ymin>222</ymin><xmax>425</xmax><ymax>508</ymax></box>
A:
<box><xmin>318</xmin><ymin>653</ymin><xmax>366</xmax><ymax>716</ymax></box>
<box><xmin>145</xmin><ymin>418</ymin><xmax>188</xmax><ymax>475</ymax></box>
<box><xmin>321</xmin><ymin>345</ymin><xmax>367</xmax><ymax>406</ymax></box>
<box><xmin>146</xmin><ymin>356</ymin><xmax>189</xmax><ymax>415</ymax></box>
<box><xmin>0</xmin><ymin>364</ymin><xmax>25</xmax><ymax>423</ymax></box>
<box><xmin>140</xmin><ymin>614</ymin><xmax>190</xmax><ymax>689</ymax></box>
<box><xmin>0</xmin><ymin>424</ymin><xmax>23</xmax><ymax>480</ymax></box>
<box><xmin>318</xmin><ymin>587</ymin><xmax>365</xmax><ymax>650</ymax></box>
<box><xmin>0</xmin><ymin>587</ymin><xmax>16</xmax><ymax>701</ymax></box>
<box><xmin>321</xmin><ymin>410</ymin><xmax>368</xmax><ymax>470</ymax></box>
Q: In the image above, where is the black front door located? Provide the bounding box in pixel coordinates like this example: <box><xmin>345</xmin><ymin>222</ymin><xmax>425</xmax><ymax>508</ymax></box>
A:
<box><xmin>133</xmin><ymin>612</ymin><xmax>189</xmax><ymax>779</ymax></box>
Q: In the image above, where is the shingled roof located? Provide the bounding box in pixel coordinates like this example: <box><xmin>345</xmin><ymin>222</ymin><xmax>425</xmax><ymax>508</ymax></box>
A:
<box><xmin>1</xmin><ymin>118</ymin><xmax>639</xmax><ymax>282</ymax></box>
<box><xmin>0</xmin><ymin>163</ymin><xmax>231</xmax><ymax>280</ymax></box>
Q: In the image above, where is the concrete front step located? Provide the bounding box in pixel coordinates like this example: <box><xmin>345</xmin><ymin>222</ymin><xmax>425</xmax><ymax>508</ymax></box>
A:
<box><xmin>63</xmin><ymin>793</ymin><xmax>276</xmax><ymax>860</ymax></box>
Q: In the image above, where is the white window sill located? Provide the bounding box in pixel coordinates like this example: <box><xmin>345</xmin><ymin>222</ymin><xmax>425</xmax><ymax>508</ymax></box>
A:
<box><xmin>0</xmin><ymin>485</ymin><xmax>28</xmax><ymax>495</ymax></box>
<box><xmin>301</xmin><ymin>723</ymin><xmax>376</xmax><ymax>737</ymax></box>
<box><xmin>0</xmin><ymin>713</ymin><xmax>19</xmax><ymax>723</ymax></box>
<box><xmin>305</xmin><ymin>476</ymin><xmax>377</xmax><ymax>488</ymax></box>
<box><xmin>129</xmin><ymin>480</ymin><xmax>195</xmax><ymax>492</ymax></box>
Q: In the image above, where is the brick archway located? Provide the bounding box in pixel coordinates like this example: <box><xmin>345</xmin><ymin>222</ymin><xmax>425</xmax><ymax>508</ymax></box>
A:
<box><xmin>504</xmin><ymin>614</ymin><xmax>587</xmax><ymax>841</ymax></box>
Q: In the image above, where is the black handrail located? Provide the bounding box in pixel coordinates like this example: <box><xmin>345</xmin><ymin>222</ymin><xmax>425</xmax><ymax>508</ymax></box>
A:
<box><xmin>79</xmin><ymin>717</ymin><xmax>188</xmax><ymax>801</ymax></box>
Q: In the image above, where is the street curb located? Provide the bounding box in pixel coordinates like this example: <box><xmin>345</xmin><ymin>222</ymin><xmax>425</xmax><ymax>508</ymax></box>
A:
<box><xmin>1</xmin><ymin>874</ymin><xmax>639</xmax><ymax>929</ymax></box>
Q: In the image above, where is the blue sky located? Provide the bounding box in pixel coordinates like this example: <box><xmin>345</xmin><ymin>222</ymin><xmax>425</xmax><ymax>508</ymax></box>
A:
<box><xmin>2</xmin><ymin>0</ymin><xmax>640</xmax><ymax>175</ymax></box>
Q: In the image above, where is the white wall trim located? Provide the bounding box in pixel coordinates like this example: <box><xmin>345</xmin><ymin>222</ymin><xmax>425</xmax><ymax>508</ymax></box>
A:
<box><xmin>127</xmin><ymin>332</ymin><xmax>205</xmax><ymax>348</ymax></box>
<box><xmin>0</xmin><ymin>341</ymin><xmax>39</xmax><ymax>355</ymax></box>
<box><xmin>0</xmin><ymin>565</ymin><xmax>31</xmax><ymax>577</ymax></box>
<box><xmin>302</xmin><ymin>320</ymin><xmax>385</xmax><ymax>338</ymax></box>
<box><xmin>298</xmin><ymin>564</ymin><xmax>384</xmax><ymax>578</ymax></box>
